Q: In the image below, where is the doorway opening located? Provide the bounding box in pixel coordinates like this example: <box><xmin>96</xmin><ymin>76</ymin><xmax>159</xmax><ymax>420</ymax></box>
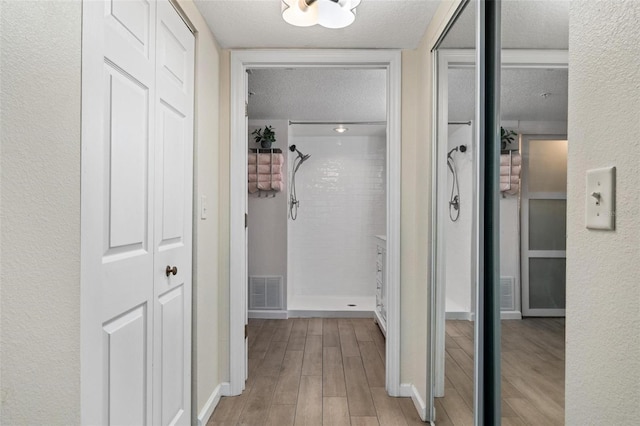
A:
<box><xmin>229</xmin><ymin>50</ymin><xmax>402</xmax><ymax>400</ymax></box>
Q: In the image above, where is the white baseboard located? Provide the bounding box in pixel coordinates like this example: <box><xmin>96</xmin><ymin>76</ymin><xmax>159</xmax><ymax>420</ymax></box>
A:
<box><xmin>445</xmin><ymin>311</ymin><xmax>473</xmax><ymax>320</ymax></box>
<box><xmin>400</xmin><ymin>383</ymin><xmax>428</xmax><ymax>422</ymax></box>
<box><xmin>287</xmin><ymin>310</ymin><xmax>374</xmax><ymax>318</ymax></box>
<box><xmin>220</xmin><ymin>382</ymin><xmax>231</xmax><ymax>396</ymax></box>
<box><xmin>197</xmin><ymin>383</ymin><xmax>225</xmax><ymax>426</ymax></box>
<box><xmin>500</xmin><ymin>310</ymin><xmax>522</xmax><ymax>320</ymax></box>
<box><xmin>448</xmin><ymin>311</ymin><xmax>523</xmax><ymax>321</ymax></box>
<box><xmin>248</xmin><ymin>310</ymin><xmax>288</xmax><ymax>319</ymax></box>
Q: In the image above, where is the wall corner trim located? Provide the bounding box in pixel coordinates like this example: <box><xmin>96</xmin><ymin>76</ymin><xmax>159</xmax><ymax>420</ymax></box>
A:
<box><xmin>197</xmin><ymin>383</ymin><xmax>227</xmax><ymax>426</ymax></box>
<box><xmin>400</xmin><ymin>383</ymin><xmax>428</xmax><ymax>422</ymax></box>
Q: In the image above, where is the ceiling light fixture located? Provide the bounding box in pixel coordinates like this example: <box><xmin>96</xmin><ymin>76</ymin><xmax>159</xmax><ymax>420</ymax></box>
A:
<box><xmin>281</xmin><ymin>0</ymin><xmax>361</xmax><ymax>29</ymax></box>
<box><xmin>334</xmin><ymin>126</ymin><xmax>349</xmax><ymax>133</ymax></box>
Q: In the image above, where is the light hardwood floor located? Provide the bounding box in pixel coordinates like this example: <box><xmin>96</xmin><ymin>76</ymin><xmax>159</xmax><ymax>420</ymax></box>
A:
<box><xmin>437</xmin><ymin>318</ymin><xmax>565</xmax><ymax>426</ymax></box>
<box><xmin>208</xmin><ymin>318</ymin><xmax>565</xmax><ymax>425</ymax></box>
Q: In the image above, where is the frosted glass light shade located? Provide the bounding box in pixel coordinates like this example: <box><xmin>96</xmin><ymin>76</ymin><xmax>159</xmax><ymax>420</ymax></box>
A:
<box><xmin>282</xmin><ymin>0</ymin><xmax>361</xmax><ymax>29</ymax></box>
<box><xmin>282</xmin><ymin>0</ymin><xmax>319</xmax><ymax>27</ymax></box>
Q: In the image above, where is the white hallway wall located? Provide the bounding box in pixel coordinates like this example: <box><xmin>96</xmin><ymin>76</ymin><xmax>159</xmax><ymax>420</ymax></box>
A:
<box><xmin>288</xmin><ymin>135</ymin><xmax>386</xmax><ymax>301</ymax></box>
<box><xmin>566</xmin><ymin>2</ymin><xmax>640</xmax><ymax>424</ymax></box>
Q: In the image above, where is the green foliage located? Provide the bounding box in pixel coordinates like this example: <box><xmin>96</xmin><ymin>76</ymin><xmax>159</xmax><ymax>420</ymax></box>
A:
<box><xmin>501</xmin><ymin>127</ymin><xmax>517</xmax><ymax>149</ymax></box>
<box><xmin>251</xmin><ymin>125</ymin><xmax>276</xmax><ymax>145</ymax></box>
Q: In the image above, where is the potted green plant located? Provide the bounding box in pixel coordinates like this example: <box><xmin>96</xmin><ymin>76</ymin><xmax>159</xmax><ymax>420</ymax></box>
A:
<box><xmin>501</xmin><ymin>127</ymin><xmax>517</xmax><ymax>150</ymax></box>
<box><xmin>252</xmin><ymin>125</ymin><xmax>276</xmax><ymax>149</ymax></box>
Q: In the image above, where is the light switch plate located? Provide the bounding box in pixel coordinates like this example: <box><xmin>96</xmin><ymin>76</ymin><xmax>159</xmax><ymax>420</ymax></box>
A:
<box><xmin>586</xmin><ymin>166</ymin><xmax>616</xmax><ymax>230</ymax></box>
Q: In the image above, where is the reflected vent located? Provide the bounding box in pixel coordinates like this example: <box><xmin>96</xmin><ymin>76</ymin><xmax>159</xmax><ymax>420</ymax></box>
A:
<box><xmin>500</xmin><ymin>276</ymin><xmax>515</xmax><ymax>311</ymax></box>
<box><xmin>249</xmin><ymin>276</ymin><xmax>283</xmax><ymax>310</ymax></box>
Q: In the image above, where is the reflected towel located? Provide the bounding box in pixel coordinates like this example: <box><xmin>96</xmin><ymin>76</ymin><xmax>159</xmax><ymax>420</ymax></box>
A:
<box><xmin>500</xmin><ymin>153</ymin><xmax>521</xmax><ymax>166</ymax></box>
<box><xmin>248</xmin><ymin>153</ymin><xmax>284</xmax><ymax>165</ymax></box>
<box><xmin>500</xmin><ymin>165</ymin><xmax>521</xmax><ymax>177</ymax></box>
<box><xmin>249</xmin><ymin>164</ymin><xmax>282</xmax><ymax>174</ymax></box>
<box><xmin>500</xmin><ymin>175</ymin><xmax>520</xmax><ymax>184</ymax></box>
<box><xmin>248</xmin><ymin>173</ymin><xmax>283</xmax><ymax>183</ymax></box>
<box><xmin>500</xmin><ymin>182</ymin><xmax>519</xmax><ymax>194</ymax></box>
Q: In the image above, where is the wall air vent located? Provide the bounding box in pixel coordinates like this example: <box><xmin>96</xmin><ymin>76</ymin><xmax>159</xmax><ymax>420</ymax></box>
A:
<box><xmin>249</xmin><ymin>276</ymin><xmax>283</xmax><ymax>310</ymax></box>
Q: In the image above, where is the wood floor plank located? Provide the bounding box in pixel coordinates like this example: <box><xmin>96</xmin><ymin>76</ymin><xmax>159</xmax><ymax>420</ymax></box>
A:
<box><xmin>266</xmin><ymin>404</ymin><xmax>296</xmax><ymax>426</ymax></box>
<box><xmin>351</xmin><ymin>417</ymin><xmax>380</xmax><ymax>426</ymax></box>
<box><xmin>295</xmin><ymin>375</ymin><xmax>323</xmax><ymax>425</ymax></box>
<box><xmin>273</xmin><ymin>350</ymin><xmax>304</xmax><ymax>405</ymax></box>
<box><xmin>344</xmin><ymin>356</ymin><xmax>376</xmax><ymax>417</ymax></box>
<box><xmin>273</xmin><ymin>319</ymin><xmax>295</xmax><ymax>342</ymax></box>
<box><xmin>433</xmin><ymin>399</ymin><xmax>454</xmax><ymax>426</ymax></box>
<box><xmin>259</xmin><ymin>340</ymin><xmax>288</xmax><ymax>378</ymax></box>
<box><xmin>322</xmin><ymin>397</ymin><xmax>350</xmax><ymax>426</ymax></box>
<box><xmin>339</xmin><ymin>322</ymin><xmax>361</xmax><ymax>358</ymax></box>
<box><xmin>359</xmin><ymin>341</ymin><xmax>385</xmax><ymax>388</ymax></box>
<box><xmin>288</xmin><ymin>319</ymin><xmax>309</xmax><ymax>352</ymax></box>
<box><xmin>370</xmin><ymin>387</ymin><xmax>408</xmax><ymax>426</ymax></box>
<box><xmin>237</xmin><ymin>376</ymin><xmax>278</xmax><ymax>425</ymax></box>
<box><xmin>308</xmin><ymin>318</ymin><xmax>323</xmax><ymax>336</ymax></box>
<box><xmin>398</xmin><ymin>397</ymin><xmax>426</xmax><ymax>425</ymax></box>
<box><xmin>352</xmin><ymin>319</ymin><xmax>374</xmax><ymax>342</ymax></box>
<box><xmin>323</xmin><ymin>347</ymin><xmax>347</xmax><ymax>397</ymax></box>
<box><xmin>438</xmin><ymin>389</ymin><xmax>473</xmax><ymax>426</ymax></box>
<box><xmin>302</xmin><ymin>335</ymin><xmax>323</xmax><ymax>376</ymax></box>
<box><xmin>323</xmin><ymin>319</ymin><xmax>340</xmax><ymax>347</ymax></box>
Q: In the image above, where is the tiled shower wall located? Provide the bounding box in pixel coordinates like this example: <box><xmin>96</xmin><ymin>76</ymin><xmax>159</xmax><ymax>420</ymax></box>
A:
<box><xmin>288</xmin><ymin>135</ymin><xmax>386</xmax><ymax>299</ymax></box>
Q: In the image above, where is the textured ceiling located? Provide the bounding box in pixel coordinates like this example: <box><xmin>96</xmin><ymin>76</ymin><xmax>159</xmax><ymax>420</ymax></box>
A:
<box><xmin>448</xmin><ymin>67</ymin><xmax>568</xmax><ymax>122</ymax></box>
<box><xmin>440</xmin><ymin>0</ymin><xmax>569</xmax><ymax>49</ymax></box>
<box><xmin>193</xmin><ymin>0</ymin><xmax>440</xmax><ymax>49</ymax></box>
<box><xmin>248</xmin><ymin>68</ymin><xmax>387</xmax><ymax>121</ymax></box>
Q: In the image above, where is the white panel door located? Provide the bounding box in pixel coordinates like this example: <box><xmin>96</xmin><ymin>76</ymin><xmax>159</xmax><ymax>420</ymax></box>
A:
<box><xmin>153</xmin><ymin>2</ymin><xmax>194</xmax><ymax>425</ymax></box>
<box><xmin>81</xmin><ymin>1</ymin><xmax>193</xmax><ymax>424</ymax></box>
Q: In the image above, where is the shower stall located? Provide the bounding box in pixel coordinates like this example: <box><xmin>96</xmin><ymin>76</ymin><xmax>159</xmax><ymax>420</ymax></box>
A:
<box><xmin>247</xmin><ymin>120</ymin><xmax>387</xmax><ymax>317</ymax></box>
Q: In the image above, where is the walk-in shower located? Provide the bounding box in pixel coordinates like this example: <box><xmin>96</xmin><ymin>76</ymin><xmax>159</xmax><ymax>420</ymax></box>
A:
<box><xmin>289</xmin><ymin>144</ymin><xmax>311</xmax><ymax>220</ymax></box>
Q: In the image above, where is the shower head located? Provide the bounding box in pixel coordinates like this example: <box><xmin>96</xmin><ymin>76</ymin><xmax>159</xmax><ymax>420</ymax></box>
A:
<box><xmin>289</xmin><ymin>145</ymin><xmax>311</xmax><ymax>162</ymax></box>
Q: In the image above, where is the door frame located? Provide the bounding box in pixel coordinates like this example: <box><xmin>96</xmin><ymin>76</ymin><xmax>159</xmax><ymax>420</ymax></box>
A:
<box><xmin>430</xmin><ymin>49</ymin><xmax>568</xmax><ymax>404</ymax></box>
<box><xmin>520</xmin><ymin>134</ymin><xmax>568</xmax><ymax>317</ymax></box>
<box><xmin>229</xmin><ymin>49</ymin><xmax>402</xmax><ymax>397</ymax></box>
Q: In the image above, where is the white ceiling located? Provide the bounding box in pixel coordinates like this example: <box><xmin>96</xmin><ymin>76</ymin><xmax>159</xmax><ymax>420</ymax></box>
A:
<box><xmin>290</xmin><ymin>123</ymin><xmax>386</xmax><ymax>137</ymax></box>
<box><xmin>193</xmin><ymin>0</ymin><xmax>440</xmax><ymax>49</ymax></box>
<box><xmin>248</xmin><ymin>68</ymin><xmax>387</xmax><ymax>121</ymax></box>
<box><xmin>448</xmin><ymin>67</ymin><xmax>568</xmax><ymax>122</ymax></box>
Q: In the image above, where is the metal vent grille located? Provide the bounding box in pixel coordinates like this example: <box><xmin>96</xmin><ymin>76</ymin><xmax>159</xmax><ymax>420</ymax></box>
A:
<box><xmin>249</xmin><ymin>276</ymin><xmax>283</xmax><ymax>310</ymax></box>
<box><xmin>500</xmin><ymin>276</ymin><xmax>515</xmax><ymax>311</ymax></box>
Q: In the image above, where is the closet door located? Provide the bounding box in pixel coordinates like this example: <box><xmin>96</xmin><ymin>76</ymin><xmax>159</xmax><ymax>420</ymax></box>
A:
<box><xmin>81</xmin><ymin>1</ymin><xmax>193</xmax><ymax>424</ymax></box>
<box><xmin>153</xmin><ymin>2</ymin><xmax>194</xmax><ymax>425</ymax></box>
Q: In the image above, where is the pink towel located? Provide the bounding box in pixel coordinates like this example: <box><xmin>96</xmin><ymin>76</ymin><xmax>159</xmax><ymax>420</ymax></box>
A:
<box><xmin>249</xmin><ymin>164</ymin><xmax>282</xmax><ymax>174</ymax></box>
<box><xmin>500</xmin><ymin>182</ymin><xmax>519</xmax><ymax>194</ymax></box>
<box><xmin>500</xmin><ymin>165</ymin><xmax>521</xmax><ymax>177</ymax></box>
<box><xmin>248</xmin><ymin>153</ymin><xmax>284</xmax><ymax>165</ymax></box>
<box><xmin>500</xmin><ymin>175</ymin><xmax>520</xmax><ymax>184</ymax></box>
<box><xmin>248</xmin><ymin>181</ymin><xmax>284</xmax><ymax>193</ymax></box>
<box><xmin>248</xmin><ymin>173</ymin><xmax>283</xmax><ymax>183</ymax></box>
<box><xmin>500</xmin><ymin>153</ymin><xmax>521</xmax><ymax>166</ymax></box>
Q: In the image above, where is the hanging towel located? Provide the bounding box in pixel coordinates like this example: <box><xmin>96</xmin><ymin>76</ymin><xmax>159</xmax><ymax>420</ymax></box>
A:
<box><xmin>500</xmin><ymin>153</ymin><xmax>521</xmax><ymax>166</ymax></box>
<box><xmin>250</xmin><ymin>164</ymin><xmax>282</xmax><ymax>174</ymax></box>
<box><xmin>248</xmin><ymin>181</ymin><xmax>284</xmax><ymax>193</ymax></box>
<box><xmin>500</xmin><ymin>165</ymin><xmax>521</xmax><ymax>177</ymax></box>
<box><xmin>248</xmin><ymin>173</ymin><xmax>284</xmax><ymax>183</ymax></box>
<box><xmin>248</xmin><ymin>153</ymin><xmax>284</xmax><ymax>165</ymax></box>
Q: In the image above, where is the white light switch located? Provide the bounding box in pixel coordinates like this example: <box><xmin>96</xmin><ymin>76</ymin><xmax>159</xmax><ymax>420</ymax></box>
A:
<box><xmin>200</xmin><ymin>195</ymin><xmax>208</xmax><ymax>220</ymax></box>
<box><xmin>586</xmin><ymin>166</ymin><xmax>615</xmax><ymax>230</ymax></box>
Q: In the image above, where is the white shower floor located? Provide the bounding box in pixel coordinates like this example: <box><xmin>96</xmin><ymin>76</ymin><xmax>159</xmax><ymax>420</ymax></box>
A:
<box><xmin>287</xmin><ymin>295</ymin><xmax>375</xmax><ymax>318</ymax></box>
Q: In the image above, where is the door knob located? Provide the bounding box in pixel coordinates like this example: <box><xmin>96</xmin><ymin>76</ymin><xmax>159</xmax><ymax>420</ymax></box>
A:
<box><xmin>166</xmin><ymin>265</ymin><xmax>178</xmax><ymax>277</ymax></box>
